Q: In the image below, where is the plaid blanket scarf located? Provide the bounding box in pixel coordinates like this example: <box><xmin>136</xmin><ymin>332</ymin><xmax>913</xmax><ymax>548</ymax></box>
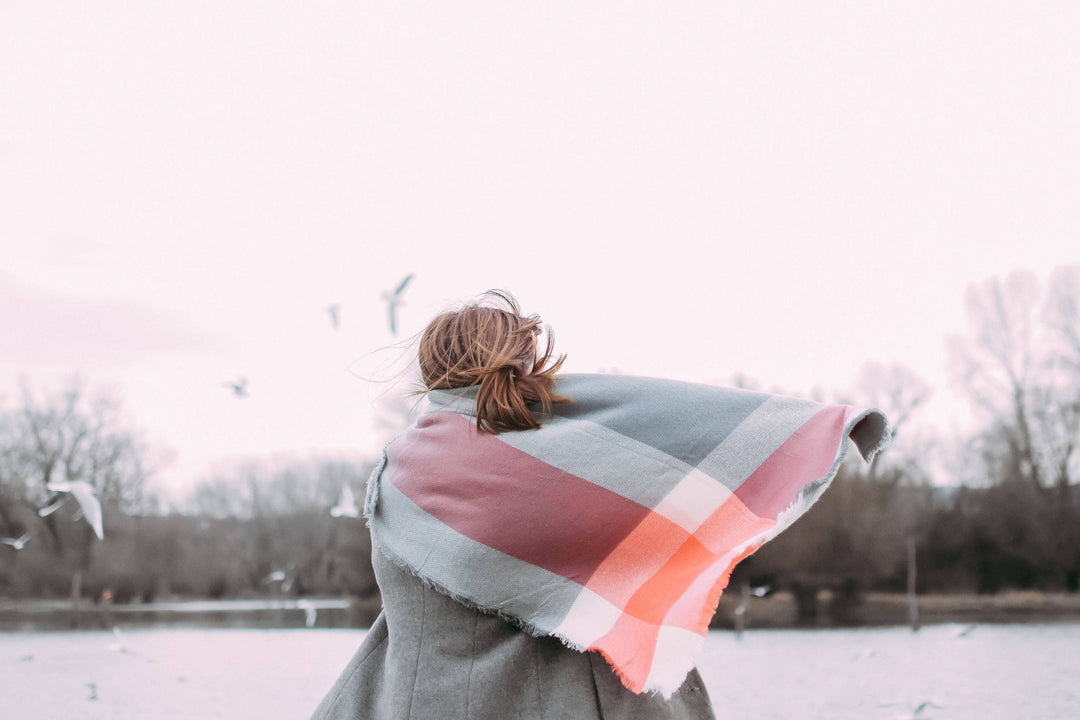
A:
<box><xmin>365</xmin><ymin>373</ymin><xmax>889</xmax><ymax>696</ymax></box>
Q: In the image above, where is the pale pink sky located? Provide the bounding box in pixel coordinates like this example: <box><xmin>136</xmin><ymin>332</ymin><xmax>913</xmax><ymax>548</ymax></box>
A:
<box><xmin>2</xmin><ymin>2</ymin><xmax>1078</xmax><ymax>497</ymax></box>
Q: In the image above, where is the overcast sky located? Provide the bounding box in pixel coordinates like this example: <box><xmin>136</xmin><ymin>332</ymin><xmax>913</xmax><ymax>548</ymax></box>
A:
<box><xmin>2</xmin><ymin>2</ymin><xmax>1078</xmax><ymax>497</ymax></box>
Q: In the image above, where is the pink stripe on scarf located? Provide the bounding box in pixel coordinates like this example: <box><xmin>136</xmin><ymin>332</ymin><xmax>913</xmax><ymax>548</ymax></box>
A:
<box><xmin>390</xmin><ymin>411</ymin><xmax>652</xmax><ymax>586</ymax></box>
<box><xmin>733</xmin><ymin>406</ymin><xmax>847</xmax><ymax>518</ymax></box>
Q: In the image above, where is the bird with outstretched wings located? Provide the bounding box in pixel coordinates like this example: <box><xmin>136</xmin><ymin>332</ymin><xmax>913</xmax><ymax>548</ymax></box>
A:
<box><xmin>381</xmin><ymin>273</ymin><xmax>414</xmax><ymax>335</ymax></box>
<box><xmin>1</xmin><ymin>533</ymin><xmax>31</xmax><ymax>550</ymax></box>
<box><xmin>45</xmin><ymin>481</ymin><xmax>104</xmax><ymax>540</ymax></box>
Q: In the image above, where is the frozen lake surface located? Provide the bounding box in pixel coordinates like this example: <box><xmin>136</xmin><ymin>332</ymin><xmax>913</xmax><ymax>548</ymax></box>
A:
<box><xmin>2</xmin><ymin>623</ymin><xmax>1078</xmax><ymax>718</ymax></box>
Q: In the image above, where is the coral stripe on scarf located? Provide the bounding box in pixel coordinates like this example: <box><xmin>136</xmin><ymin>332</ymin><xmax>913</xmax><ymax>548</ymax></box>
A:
<box><xmin>365</xmin><ymin>374</ymin><xmax>889</xmax><ymax>696</ymax></box>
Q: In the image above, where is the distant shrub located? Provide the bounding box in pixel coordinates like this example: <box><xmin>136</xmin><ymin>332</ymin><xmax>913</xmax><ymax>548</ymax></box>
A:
<box><xmin>111</xmin><ymin>575</ymin><xmax>139</xmax><ymax>604</ymax></box>
<box><xmin>169</xmin><ymin>577</ymin><xmax>194</xmax><ymax>597</ymax></box>
<box><xmin>140</xmin><ymin>575</ymin><xmax>158</xmax><ymax>603</ymax></box>
<box><xmin>207</xmin><ymin>574</ymin><xmax>230</xmax><ymax>599</ymax></box>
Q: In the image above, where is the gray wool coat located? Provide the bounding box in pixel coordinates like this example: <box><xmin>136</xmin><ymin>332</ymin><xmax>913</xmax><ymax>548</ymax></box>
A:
<box><xmin>311</xmin><ymin>547</ymin><xmax>717</xmax><ymax>720</ymax></box>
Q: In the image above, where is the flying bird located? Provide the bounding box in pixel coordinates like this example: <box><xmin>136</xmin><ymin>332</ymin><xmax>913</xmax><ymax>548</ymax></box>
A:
<box><xmin>262</xmin><ymin>569</ymin><xmax>296</xmax><ymax>593</ymax></box>
<box><xmin>1</xmin><ymin>533</ymin><xmax>31</xmax><ymax>550</ymax></box>
<box><xmin>223</xmin><ymin>377</ymin><xmax>249</xmax><ymax>398</ymax></box>
<box><xmin>912</xmin><ymin>701</ymin><xmax>946</xmax><ymax>713</ymax></box>
<box><xmin>330</xmin><ymin>484</ymin><xmax>360</xmax><ymax>518</ymax></box>
<box><xmin>849</xmin><ymin>649</ymin><xmax>877</xmax><ymax>663</ymax></box>
<box><xmin>37</xmin><ymin>497</ymin><xmax>67</xmax><ymax>517</ymax></box>
<box><xmin>326</xmin><ymin>303</ymin><xmax>342</xmax><ymax>330</ymax></box>
<box><xmin>896</xmin><ymin>701</ymin><xmax>946</xmax><ymax>720</ymax></box>
<box><xmin>953</xmin><ymin>623</ymin><xmax>977</xmax><ymax>638</ymax></box>
<box><xmin>878</xmin><ymin>700</ymin><xmax>946</xmax><ymax>719</ymax></box>
<box><xmin>262</xmin><ymin>570</ymin><xmax>287</xmax><ymax>585</ymax></box>
<box><xmin>45</xmin><ymin>480</ymin><xmax>104</xmax><ymax>540</ymax></box>
<box><xmin>381</xmin><ymin>273</ymin><xmax>414</xmax><ymax>335</ymax></box>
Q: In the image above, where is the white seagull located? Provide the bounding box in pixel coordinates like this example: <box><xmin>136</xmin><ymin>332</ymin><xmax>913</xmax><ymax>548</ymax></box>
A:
<box><xmin>262</xmin><ymin>570</ymin><xmax>287</xmax><ymax>585</ymax></box>
<box><xmin>327</xmin><ymin>303</ymin><xmax>342</xmax><ymax>330</ymax></box>
<box><xmin>330</xmin><ymin>485</ymin><xmax>360</xmax><ymax>518</ymax></box>
<box><xmin>953</xmin><ymin>623</ymin><xmax>977</xmax><ymax>638</ymax></box>
<box><xmin>45</xmin><ymin>481</ymin><xmax>104</xmax><ymax>540</ymax></box>
<box><xmin>1</xmin><ymin>533</ymin><xmax>31</xmax><ymax>550</ymax></box>
<box><xmin>223</xmin><ymin>377</ymin><xmax>249</xmax><ymax>398</ymax></box>
<box><xmin>262</xmin><ymin>569</ymin><xmax>294</xmax><ymax>592</ymax></box>
<box><xmin>878</xmin><ymin>700</ymin><xmax>946</xmax><ymax>719</ymax></box>
<box><xmin>381</xmin><ymin>273</ymin><xmax>414</xmax><ymax>335</ymax></box>
<box><xmin>37</xmin><ymin>497</ymin><xmax>67</xmax><ymax>517</ymax></box>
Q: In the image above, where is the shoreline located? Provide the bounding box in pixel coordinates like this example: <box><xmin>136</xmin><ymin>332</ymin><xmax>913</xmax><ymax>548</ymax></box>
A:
<box><xmin>710</xmin><ymin>589</ymin><xmax>1080</xmax><ymax>629</ymax></box>
<box><xmin>2</xmin><ymin>591</ymin><xmax>1079</xmax><ymax>632</ymax></box>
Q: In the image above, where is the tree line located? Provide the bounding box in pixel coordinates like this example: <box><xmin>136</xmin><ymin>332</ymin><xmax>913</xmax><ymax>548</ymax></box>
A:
<box><xmin>0</xmin><ymin>266</ymin><xmax>1077</xmax><ymax>615</ymax></box>
<box><xmin>742</xmin><ymin>265</ymin><xmax>1080</xmax><ymax>621</ymax></box>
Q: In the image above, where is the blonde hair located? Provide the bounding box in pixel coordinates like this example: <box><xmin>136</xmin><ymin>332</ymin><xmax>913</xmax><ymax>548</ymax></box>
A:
<box><xmin>417</xmin><ymin>290</ymin><xmax>568</xmax><ymax>433</ymax></box>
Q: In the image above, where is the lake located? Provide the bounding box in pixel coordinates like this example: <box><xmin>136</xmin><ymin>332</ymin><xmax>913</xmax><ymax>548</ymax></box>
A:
<box><xmin>2</xmin><ymin>623</ymin><xmax>1078</xmax><ymax>718</ymax></box>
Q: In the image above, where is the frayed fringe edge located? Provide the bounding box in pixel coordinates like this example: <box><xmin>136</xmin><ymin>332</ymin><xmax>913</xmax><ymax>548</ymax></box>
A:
<box><xmin>633</xmin><ymin>412</ymin><xmax>889</xmax><ymax>695</ymax></box>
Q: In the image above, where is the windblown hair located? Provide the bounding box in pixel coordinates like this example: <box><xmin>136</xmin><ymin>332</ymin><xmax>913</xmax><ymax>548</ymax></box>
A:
<box><xmin>418</xmin><ymin>290</ymin><xmax>568</xmax><ymax>434</ymax></box>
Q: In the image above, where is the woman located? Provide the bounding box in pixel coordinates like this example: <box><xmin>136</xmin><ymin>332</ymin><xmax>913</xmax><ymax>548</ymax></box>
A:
<box><xmin>313</xmin><ymin>291</ymin><xmax>888</xmax><ymax>719</ymax></box>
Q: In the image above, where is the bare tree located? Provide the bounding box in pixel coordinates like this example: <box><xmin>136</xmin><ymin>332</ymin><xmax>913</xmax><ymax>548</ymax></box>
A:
<box><xmin>8</xmin><ymin>380</ymin><xmax>148</xmax><ymax>511</ymax></box>
<box><xmin>1040</xmin><ymin>265</ymin><xmax>1080</xmax><ymax>589</ymax></box>
<box><xmin>0</xmin><ymin>380</ymin><xmax>150</xmax><ymax>614</ymax></box>
<box><xmin>853</xmin><ymin>361</ymin><xmax>933</xmax><ymax>482</ymax></box>
<box><xmin>183</xmin><ymin>456</ymin><xmax>377</xmax><ymax>595</ymax></box>
<box><xmin>949</xmin><ymin>267</ymin><xmax>1080</xmax><ymax>590</ymax></box>
<box><xmin>855</xmin><ymin>362</ymin><xmax>931</xmax><ymax>438</ymax></box>
<box><xmin>0</xmin><ymin>409</ymin><xmax>30</xmax><ymax>538</ymax></box>
<box><xmin>948</xmin><ymin>270</ymin><xmax>1044</xmax><ymax>488</ymax></box>
<box><xmin>1041</xmin><ymin>265</ymin><xmax>1080</xmax><ymax>491</ymax></box>
<box><xmin>1045</xmin><ymin>265</ymin><xmax>1080</xmax><ymax>364</ymax></box>
<box><xmin>6</xmin><ymin>380</ymin><xmax>147</xmax><ymax>557</ymax></box>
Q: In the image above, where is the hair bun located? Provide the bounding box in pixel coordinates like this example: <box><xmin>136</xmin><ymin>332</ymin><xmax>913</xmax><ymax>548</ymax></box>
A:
<box><xmin>416</xmin><ymin>290</ymin><xmax>568</xmax><ymax>433</ymax></box>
